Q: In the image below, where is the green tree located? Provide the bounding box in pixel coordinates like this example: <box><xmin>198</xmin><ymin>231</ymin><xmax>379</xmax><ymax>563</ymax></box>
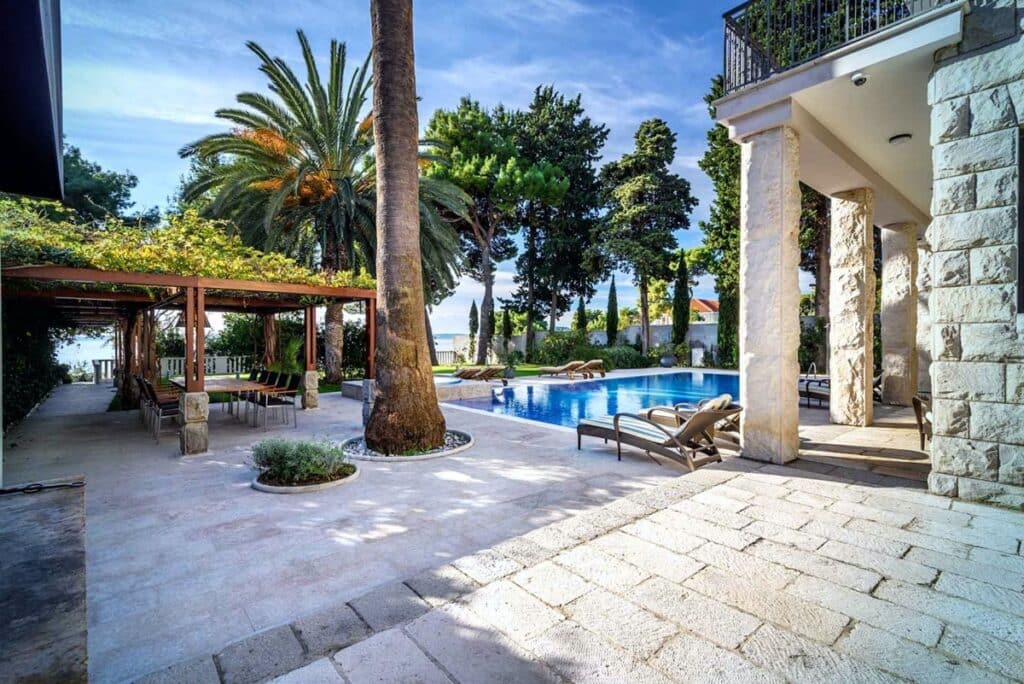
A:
<box><xmin>504</xmin><ymin>87</ymin><xmax>609</xmax><ymax>351</ymax></box>
<box><xmin>573</xmin><ymin>297</ymin><xmax>588</xmax><ymax>331</ymax></box>
<box><xmin>180</xmin><ymin>31</ymin><xmax>466</xmax><ymax>383</ymax></box>
<box><xmin>647</xmin><ymin>278</ymin><xmax>672</xmax><ymax>321</ymax></box>
<box><xmin>425</xmin><ymin>98</ymin><xmax>566</xmax><ymax>365</ymax></box>
<box><xmin>61</xmin><ymin>144</ymin><xmax>159</xmax><ymax>226</ymax></box>
<box><xmin>672</xmin><ymin>249</ymin><xmax>690</xmax><ymax>346</ymax></box>
<box><xmin>600</xmin><ymin>119</ymin><xmax>698</xmax><ymax>353</ymax></box>
<box><xmin>605</xmin><ymin>276</ymin><xmax>619</xmax><ymax>345</ymax></box>
<box><xmin>468</xmin><ymin>299</ymin><xmax>478</xmax><ymax>360</ymax></box>
<box><xmin>501</xmin><ymin>308</ymin><xmax>513</xmax><ymax>355</ymax></box>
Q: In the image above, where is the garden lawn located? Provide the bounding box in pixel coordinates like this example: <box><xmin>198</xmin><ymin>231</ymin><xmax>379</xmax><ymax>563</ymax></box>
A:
<box><xmin>432</xmin><ymin>363</ymin><xmax>545</xmax><ymax>377</ymax></box>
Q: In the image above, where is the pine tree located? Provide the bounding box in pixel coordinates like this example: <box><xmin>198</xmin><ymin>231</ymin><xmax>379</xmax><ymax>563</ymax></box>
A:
<box><xmin>606</xmin><ymin>276</ymin><xmax>619</xmax><ymax>346</ymax></box>
<box><xmin>672</xmin><ymin>250</ymin><xmax>690</xmax><ymax>346</ymax></box>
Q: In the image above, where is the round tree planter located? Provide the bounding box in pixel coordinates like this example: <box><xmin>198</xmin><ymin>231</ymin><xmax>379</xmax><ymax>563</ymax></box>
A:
<box><xmin>251</xmin><ymin>466</ymin><xmax>360</xmax><ymax>494</ymax></box>
<box><xmin>342</xmin><ymin>430</ymin><xmax>474</xmax><ymax>462</ymax></box>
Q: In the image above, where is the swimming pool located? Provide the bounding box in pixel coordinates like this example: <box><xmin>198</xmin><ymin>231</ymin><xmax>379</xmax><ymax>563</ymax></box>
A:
<box><xmin>445</xmin><ymin>371</ymin><xmax>739</xmax><ymax>429</ymax></box>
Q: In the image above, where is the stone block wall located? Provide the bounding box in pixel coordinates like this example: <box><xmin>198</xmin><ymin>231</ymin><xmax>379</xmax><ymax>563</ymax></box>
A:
<box><xmin>926</xmin><ymin>0</ymin><xmax>1023</xmax><ymax>507</ymax></box>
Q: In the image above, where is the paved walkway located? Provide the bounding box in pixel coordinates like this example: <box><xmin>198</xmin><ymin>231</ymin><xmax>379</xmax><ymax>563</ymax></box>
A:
<box><xmin>143</xmin><ymin>458</ymin><xmax>1024</xmax><ymax>684</ymax></box>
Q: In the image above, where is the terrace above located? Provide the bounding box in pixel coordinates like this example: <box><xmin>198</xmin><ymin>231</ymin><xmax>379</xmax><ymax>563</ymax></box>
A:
<box><xmin>723</xmin><ymin>0</ymin><xmax>956</xmax><ymax>94</ymax></box>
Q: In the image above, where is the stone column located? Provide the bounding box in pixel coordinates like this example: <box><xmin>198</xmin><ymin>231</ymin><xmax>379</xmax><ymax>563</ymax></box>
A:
<box><xmin>829</xmin><ymin>188</ymin><xmax>876</xmax><ymax>426</ymax></box>
<box><xmin>302</xmin><ymin>370</ymin><xmax>320</xmax><ymax>409</ymax></box>
<box><xmin>916</xmin><ymin>223</ymin><xmax>932</xmax><ymax>396</ymax></box>
<box><xmin>738</xmin><ymin>126</ymin><xmax>801</xmax><ymax>464</ymax></box>
<box><xmin>179</xmin><ymin>392</ymin><xmax>209</xmax><ymax>455</ymax></box>
<box><xmin>880</xmin><ymin>224</ymin><xmax>918</xmax><ymax>406</ymax></box>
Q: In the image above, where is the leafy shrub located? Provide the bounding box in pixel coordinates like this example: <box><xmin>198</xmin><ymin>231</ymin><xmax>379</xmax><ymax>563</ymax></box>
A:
<box><xmin>250</xmin><ymin>438</ymin><xmax>355</xmax><ymax>486</ymax></box>
<box><xmin>2</xmin><ymin>301</ymin><xmax>69</xmax><ymax>431</ymax></box>
<box><xmin>674</xmin><ymin>343</ymin><xmax>691</xmax><ymax>365</ymax></box>
<box><xmin>600</xmin><ymin>345</ymin><xmax>651</xmax><ymax>370</ymax></box>
<box><xmin>536</xmin><ymin>330</ymin><xmax>600</xmax><ymax>366</ymax></box>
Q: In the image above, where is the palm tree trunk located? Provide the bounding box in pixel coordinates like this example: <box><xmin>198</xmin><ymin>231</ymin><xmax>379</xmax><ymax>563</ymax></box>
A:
<box><xmin>322</xmin><ymin>221</ymin><xmax>347</xmax><ymax>383</ymax></box>
<box><xmin>475</xmin><ymin>243</ymin><xmax>493</xmax><ymax>365</ymax></box>
<box><xmin>261</xmin><ymin>314</ymin><xmax>278</xmax><ymax>368</ymax></box>
<box><xmin>365</xmin><ymin>0</ymin><xmax>446</xmax><ymax>453</ymax></box>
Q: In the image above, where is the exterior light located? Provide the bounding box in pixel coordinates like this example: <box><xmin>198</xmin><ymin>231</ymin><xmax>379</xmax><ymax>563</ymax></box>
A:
<box><xmin>851</xmin><ymin>72</ymin><xmax>868</xmax><ymax>87</ymax></box>
<box><xmin>888</xmin><ymin>133</ymin><xmax>913</xmax><ymax>146</ymax></box>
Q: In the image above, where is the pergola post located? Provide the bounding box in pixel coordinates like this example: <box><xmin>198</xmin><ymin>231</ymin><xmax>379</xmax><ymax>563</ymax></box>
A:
<box><xmin>179</xmin><ymin>286</ymin><xmax>209</xmax><ymax>455</ymax></box>
<box><xmin>302</xmin><ymin>305</ymin><xmax>319</xmax><ymax>409</ymax></box>
<box><xmin>366</xmin><ymin>298</ymin><xmax>376</xmax><ymax>379</ymax></box>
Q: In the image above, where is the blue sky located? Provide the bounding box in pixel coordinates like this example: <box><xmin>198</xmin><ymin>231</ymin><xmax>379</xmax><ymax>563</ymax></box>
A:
<box><xmin>63</xmin><ymin>0</ymin><xmax>765</xmax><ymax>333</ymax></box>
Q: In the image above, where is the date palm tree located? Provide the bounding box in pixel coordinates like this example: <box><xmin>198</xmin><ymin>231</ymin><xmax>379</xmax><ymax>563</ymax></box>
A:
<box><xmin>365</xmin><ymin>0</ymin><xmax>447</xmax><ymax>453</ymax></box>
<box><xmin>180</xmin><ymin>31</ymin><xmax>465</xmax><ymax>384</ymax></box>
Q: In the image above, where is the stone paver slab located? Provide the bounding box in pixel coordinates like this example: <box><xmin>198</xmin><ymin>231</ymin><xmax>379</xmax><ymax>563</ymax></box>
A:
<box><xmin>939</xmin><ymin>623</ymin><xmax>1024</xmax><ymax>681</ymax></box>
<box><xmin>512</xmin><ymin>561</ymin><xmax>593</xmax><ymax>607</ymax></box>
<box><xmin>492</xmin><ymin>536</ymin><xmax>556</xmax><ymax>567</ymax></box>
<box><xmin>404</xmin><ymin>564</ymin><xmax>480</xmax><ymax>608</ymax></box>
<box><xmin>863</xmin><ymin>494</ymin><xmax>971</xmax><ymax>526</ymax></box>
<box><xmin>800</xmin><ymin>520</ymin><xmax>910</xmax><ymax>557</ymax></box>
<box><xmin>968</xmin><ymin>547</ymin><xmax>1024</xmax><ymax>575</ymax></box>
<box><xmin>270</xmin><ymin>658</ymin><xmax>343</xmax><ymax>683</ymax></box>
<box><xmin>621</xmin><ymin>517</ymin><xmax>704</xmax><ymax>555</ymax></box>
<box><xmin>553</xmin><ymin>544</ymin><xmax>650</xmax><ymax>591</ymax></box>
<box><xmin>837</xmin><ymin>623</ymin><xmax>999</xmax><ymax>684</ymax></box>
<box><xmin>650</xmin><ymin>632</ymin><xmax>783</xmax><ymax>683</ymax></box>
<box><xmin>689</xmin><ymin>541</ymin><xmax>797</xmax><ymax>590</ymax></box>
<box><xmin>292</xmin><ymin>602</ymin><xmax>371</xmax><ymax>657</ymax></box>
<box><xmin>787</xmin><ymin>575</ymin><xmax>943</xmax><ymax>646</ymax></box>
<box><xmin>690</xmin><ymin>489</ymin><xmax>751</xmax><ymax>513</ymax></box>
<box><xmin>827</xmin><ymin>499</ymin><xmax>915</xmax><ymax>527</ymax></box>
<box><xmin>934</xmin><ymin>572</ymin><xmax>1024</xmax><ymax>617</ymax></box>
<box><xmin>462</xmin><ymin>579</ymin><xmax>564</xmax><ymax>643</ymax></box>
<box><xmin>819</xmin><ymin>540</ymin><xmax>937</xmax><ymax>585</ymax></box>
<box><xmin>451</xmin><ymin>549</ymin><xmax>523</xmax><ymax>584</ymax></box>
<box><xmin>565</xmin><ymin>589</ymin><xmax>676</xmax><ymax>659</ymax></box>
<box><xmin>404</xmin><ymin>602</ymin><xmax>559</xmax><ymax>684</ymax></box>
<box><xmin>749</xmin><ymin>539</ymin><xmax>880</xmax><ymax>592</ymax></box>
<box><xmin>669</xmin><ymin>499</ymin><xmax>752</xmax><ymax>529</ymax></box>
<box><xmin>626</xmin><ymin>577</ymin><xmax>761</xmax><ymax>649</ymax></box>
<box><xmin>334</xmin><ymin>627</ymin><xmax>451</xmax><ymax>684</ymax></box>
<box><xmin>648</xmin><ymin>508</ymin><xmax>757</xmax><ymax>550</ymax></box>
<box><xmin>743</xmin><ymin>519</ymin><xmax>826</xmax><ymax>551</ymax></box>
<box><xmin>741</xmin><ymin>623</ymin><xmax>899</xmax><ymax>684</ymax></box>
<box><xmin>590</xmin><ymin>531</ymin><xmax>705</xmax><ymax>584</ymax></box>
<box><xmin>348</xmin><ymin>581</ymin><xmax>431</xmax><ymax>632</ymax></box>
<box><xmin>526</xmin><ymin>620</ymin><xmax>673</xmax><ymax>684</ymax></box>
<box><xmin>875</xmin><ymin>579</ymin><xmax>1024</xmax><ymax>644</ymax></box>
<box><xmin>905</xmin><ymin>547</ymin><xmax>1024</xmax><ymax>591</ymax></box>
<box><xmin>135</xmin><ymin>655</ymin><xmax>219</xmax><ymax>684</ymax></box>
<box><xmin>216</xmin><ymin>625</ymin><xmax>306</xmax><ymax>684</ymax></box>
<box><xmin>685</xmin><ymin>567</ymin><xmax>849</xmax><ymax>645</ymax></box>
<box><xmin>522</xmin><ymin>525</ymin><xmax>578</xmax><ymax>553</ymax></box>
<box><xmin>907</xmin><ymin>518</ymin><xmax>1019</xmax><ymax>554</ymax></box>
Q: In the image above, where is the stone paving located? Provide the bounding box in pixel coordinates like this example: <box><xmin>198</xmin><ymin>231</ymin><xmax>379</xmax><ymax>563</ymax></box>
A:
<box><xmin>142</xmin><ymin>457</ymin><xmax>1024</xmax><ymax>684</ymax></box>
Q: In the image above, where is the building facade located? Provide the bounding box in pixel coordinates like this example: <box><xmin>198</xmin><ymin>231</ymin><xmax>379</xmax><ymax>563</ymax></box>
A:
<box><xmin>715</xmin><ymin>0</ymin><xmax>1022</xmax><ymax>506</ymax></box>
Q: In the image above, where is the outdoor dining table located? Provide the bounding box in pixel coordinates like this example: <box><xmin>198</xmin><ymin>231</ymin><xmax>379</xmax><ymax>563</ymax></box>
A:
<box><xmin>168</xmin><ymin>377</ymin><xmax>273</xmax><ymax>422</ymax></box>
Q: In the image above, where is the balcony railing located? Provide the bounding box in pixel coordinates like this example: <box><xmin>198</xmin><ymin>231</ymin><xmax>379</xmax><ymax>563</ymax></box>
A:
<box><xmin>723</xmin><ymin>0</ymin><xmax>952</xmax><ymax>94</ymax></box>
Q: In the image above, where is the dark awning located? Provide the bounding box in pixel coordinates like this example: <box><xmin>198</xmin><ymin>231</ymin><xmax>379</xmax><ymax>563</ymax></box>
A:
<box><xmin>0</xmin><ymin>0</ymin><xmax>63</xmax><ymax>199</ymax></box>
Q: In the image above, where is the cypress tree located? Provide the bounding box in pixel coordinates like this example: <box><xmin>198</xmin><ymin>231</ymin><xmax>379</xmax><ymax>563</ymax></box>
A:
<box><xmin>671</xmin><ymin>250</ymin><xmax>690</xmax><ymax>346</ymax></box>
<box><xmin>468</xmin><ymin>300</ymin><xmax>478</xmax><ymax>360</ymax></box>
<box><xmin>606</xmin><ymin>276</ymin><xmax>619</xmax><ymax>346</ymax></box>
<box><xmin>573</xmin><ymin>297</ymin><xmax>588</xmax><ymax>331</ymax></box>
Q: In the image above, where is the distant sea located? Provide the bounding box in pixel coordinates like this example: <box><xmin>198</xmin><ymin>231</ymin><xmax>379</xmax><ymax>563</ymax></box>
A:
<box><xmin>58</xmin><ymin>335</ymin><xmax>115</xmax><ymax>369</ymax></box>
<box><xmin>433</xmin><ymin>333</ymin><xmax>458</xmax><ymax>352</ymax></box>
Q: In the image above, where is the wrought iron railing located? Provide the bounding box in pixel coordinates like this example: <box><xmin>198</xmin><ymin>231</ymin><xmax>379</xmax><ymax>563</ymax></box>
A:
<box><xmin>723</xmin><ymin>0</ymin><xmax>953</xmax><ymax>93</ymax></box>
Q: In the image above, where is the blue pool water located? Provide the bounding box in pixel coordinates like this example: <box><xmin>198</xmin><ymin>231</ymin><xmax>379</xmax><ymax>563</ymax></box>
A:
<box><xmin>446</xmin><ymin>371</ymin><xmax>739</xmax><ymax>429</ymax></box>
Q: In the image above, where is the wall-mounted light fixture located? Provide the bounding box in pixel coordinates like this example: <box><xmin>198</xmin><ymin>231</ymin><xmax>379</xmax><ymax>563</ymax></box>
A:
<box><xmin>888</xmin><ymin>133</ymin><xmax>913</xmax><ymax>146</ymax></box>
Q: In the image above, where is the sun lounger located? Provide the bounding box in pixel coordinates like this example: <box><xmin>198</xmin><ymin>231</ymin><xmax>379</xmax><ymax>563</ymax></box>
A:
<box><xmin>641</xmin><ymin>394</ymin><xmax>739</xmax><ymax>442</ymax></box>
<box><xmin>537</xmin><ymin>360</ymin><xmax>585</xmax><ymax>378</ymax></box>
<box><xmin>453</xmin><ymin>367</ymin><xmax>484</xmax><ymax>379</ymax></box>
<box><xmin>475</xmin><ymin>366</ymin><xmax>509</xmax><ymax>386</ymax></box>
<box><xmin>577</xmin><ymin>402</ymin><xmax>743</xmax><ymax>471</ymax></box>
<box><xmin>799</xmin><ymin>378</ymin><xmax>830</xmax><ymax>408</ymax></box>
<box><xmin>577</xmin><ymin>359</ymin><xmax>606</xmax><ymax>379</ymax></box>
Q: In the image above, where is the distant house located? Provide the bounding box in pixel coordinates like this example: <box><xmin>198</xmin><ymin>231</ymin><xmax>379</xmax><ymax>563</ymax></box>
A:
<box><xmin>690</xmin><ymin>298</ymin><xmax>720</xmax><ymax>323</ymax></box>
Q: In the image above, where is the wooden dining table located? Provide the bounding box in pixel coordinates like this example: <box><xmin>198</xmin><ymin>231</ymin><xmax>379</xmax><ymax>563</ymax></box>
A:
<box><xmin>169</xmin><ymin>377</ymin><xmax>273</xmax><ymax>422</ymax></box>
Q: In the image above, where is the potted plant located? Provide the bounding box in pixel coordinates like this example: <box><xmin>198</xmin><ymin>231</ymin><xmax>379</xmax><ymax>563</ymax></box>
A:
<box><xmin>654</xmin><ymin>343</ymin><xmax>676</xmax><ymax>368</ymax></box>
<box><xmin>504</xmin><ymin>350</ymin><xmax>523</xmax><ymax>379</ymax></box>
<box><xmin>250</xmin><ymin>438</ymin><xmax>358</xmax><ymax>493</ymax></box>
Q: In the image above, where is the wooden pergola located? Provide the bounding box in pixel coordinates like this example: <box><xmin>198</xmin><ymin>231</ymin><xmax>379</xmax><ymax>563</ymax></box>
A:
<box><xmin>2</xmin><ymin>265</ymin><xmax>377</xmax><ymax>398</ymax></box>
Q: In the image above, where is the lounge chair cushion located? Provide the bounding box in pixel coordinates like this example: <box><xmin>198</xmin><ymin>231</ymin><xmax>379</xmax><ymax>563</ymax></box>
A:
<box><xmin>578</xmin><ymin>415</ymin><xmax>674</xmax><ymax>444</ymax></box>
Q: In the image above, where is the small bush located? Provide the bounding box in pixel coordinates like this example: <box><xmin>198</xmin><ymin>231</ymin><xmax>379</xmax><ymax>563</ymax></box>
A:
<box><xmin>536</xmin><ymin>330</ymin><xmax>600</xmax><ymax>366</ymax></box>
<box><xmin>673</xmin><ymin>343</ymin><xmax>691</xmax><ymax>365</ymax></box>
<box><xmin>600</xmin><ymin>345</ymin><xmax>651</xmax><ymax>370</ymax></box>
<box><xmin>250</xmin><ymin>438</ymin><xmax>355</xmax><ymax>486</ymax></box>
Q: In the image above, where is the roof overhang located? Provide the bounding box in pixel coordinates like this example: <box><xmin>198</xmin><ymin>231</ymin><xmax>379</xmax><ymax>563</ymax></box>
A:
<box><xmin>1</xmin><ymin>0</ymin><xmax>63</xmax><ymax>199</ymax></box>
<box><xmin>714</xmin><ymin>0</ymin><xmax>968</xmax><ymax>227</ymax></box>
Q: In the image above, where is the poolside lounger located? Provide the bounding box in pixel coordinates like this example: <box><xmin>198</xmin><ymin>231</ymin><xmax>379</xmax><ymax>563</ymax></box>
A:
<box><xmin>538</xmin><ymin>361</ymin><xmax>585</xmax><ymax>378</ymax></box>
<box><xmin>577</xmin><ymin>359</ymin><xmax>606</xmax><ymax>379</ymax></box>
<box><xmin>474</xmin><ymin>366</ymin><xmax>509</xmax><ymax>386</ymax></box>
<box><xmin>799</xmin><ymin>378</ymin><xmax>830</xmax><ymax>408</ymax></box>
<box><xmin>642</xmin><ymin>394</ymin><xmax>739</xmax><ymax>442</ymax></box>
<box><xmin>453</xmin><ymin>367</ymin><xmax>484</xmax><ymax>379</ymax></box>
<box><xmin>576</xmin><ymin>403</ymin><xmax>743</xmax><ymax>471</ymax></box>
